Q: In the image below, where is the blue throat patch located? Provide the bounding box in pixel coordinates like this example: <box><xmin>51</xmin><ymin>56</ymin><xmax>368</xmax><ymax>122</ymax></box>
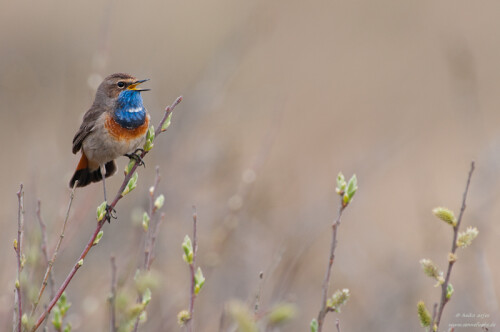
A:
<box><xmin>114</xmin><ymin>90</ymin><xmax>146</xmax><ymax>129</ymax></box>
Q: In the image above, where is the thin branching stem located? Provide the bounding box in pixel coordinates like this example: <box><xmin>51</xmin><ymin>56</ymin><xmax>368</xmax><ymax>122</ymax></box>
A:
<box><xmin>434</xmin><ymin>161</ymin><xmax>475</xmax><ymax>329</ymax></box>
<box><xmin>35</xmin><ymin>201</ymin><xmax>56</xmax><ymax>300</ymax></box>
<box><xmin>317</xmin><ymin>198</ymin><xmax>346</xmax><ymax>331</ymax></box>
<box><xmin>132</xmin><ymin>166</ymin><xmax>164</xmax><ymax>332</ymax></box>
<box><xmin>32</xmin><ymin>183</ymin><xmax>77</xmax><ymax>316</ymax></box>
<box><xmin>31</xmin><ymin>96</ymin><xmax>182</xmax><ymax>332</ymax></box>
<box><xmin>187</xmin><ymin>208</ymin><xmax>199</xmax><ymax>332</ymax></box>
<box><xmin>14</xmin><ymin>184</ymin><xmax>24</xmax><ymax>332</ymax></box>
<box><xmin>109</xmin><ymin>256</ymin><xmax>117</xmax><ymax>332</ymax></box>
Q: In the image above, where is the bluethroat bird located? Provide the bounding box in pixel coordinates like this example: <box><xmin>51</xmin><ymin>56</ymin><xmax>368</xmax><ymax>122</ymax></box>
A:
<box><xmin>70</xmin><ymin>73</ymin><xmax>150</xmax><ymax>201</ymax></box>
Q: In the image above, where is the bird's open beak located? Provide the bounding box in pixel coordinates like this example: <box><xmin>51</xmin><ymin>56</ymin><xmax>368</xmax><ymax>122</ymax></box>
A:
<box><xmin>128</xmin><ymin>79</ymin><xmax>150</xmax><ymax>91</ymax></box>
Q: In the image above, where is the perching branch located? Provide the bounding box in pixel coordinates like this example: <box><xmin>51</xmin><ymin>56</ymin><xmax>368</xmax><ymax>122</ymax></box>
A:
<box><xmin>14</xmin><ymin>184</ymin><xmax>24</xmax><ymax>332</ymax></box>
<box><xmin>433</xmin><ymin>161</ymin><xmax>475</xmax><ymax>329</ymax></box>
<box><xmin>31</xmin><ymin>96</ymin><xmax>183</xmax><ymax>331</ymax></box>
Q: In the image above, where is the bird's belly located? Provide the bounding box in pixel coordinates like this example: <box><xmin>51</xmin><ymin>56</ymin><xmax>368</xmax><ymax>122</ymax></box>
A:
<box><xmin>82</xmin><ymin>113</ymin><xmax>149</xmax><ymax>169</ymax></box>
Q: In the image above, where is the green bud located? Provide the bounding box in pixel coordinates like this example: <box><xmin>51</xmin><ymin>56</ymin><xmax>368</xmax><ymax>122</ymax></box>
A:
<box><xmin>93</xmin><ymin>230</ymin><xmax>104</xmax><ymax>245</ymax></box>
<box><xmin>144</xmin><ymin>126</ymin><xmax>155</xmax><ymax>151</ymax></box>
<box><xmin>96</xmin><ymin>201</ymin><xmax>107</xmax><ymax>222</ymax></box>
<box><xmin>456</xmin><ymin>226</ymin><xmax>479</xmax><ymax>248</ymax></box>
<box><xmin>446</xmin><ymin>283</ymin><xmax>454</xmax><ymax>299</ymax></box>
<box><xmin>142</xmin><ymin>288</ymin><xmax>152</xmax><ymax>305</ymax></box>
<box><xmin>52</xmin><ymin>307</ymin><xmax>62</xmax><ymax>330</ymax></box>
<box><xmin>336</xmin><ymin>172</ymin><xmax>346</xmax><ymax>195</ymax></box>
<box><xmin>64</xmin><ymin>323</ymin><xmax>72</xmax><ymax>332</ymax></box>
<box><xmin>78</xmin><ymin>259</ymin><xmax>84</xmax><ymax>267</ymax></box>
<box><xmin>267</xmin><ymin>303</ymin><xmax>297</xmax><ymax>325</ymax></box>
<box><xmin>21</xmin><ymin>313</ymin><xmax>28</xmax><ymax>326</ymax></box>
<box><xmin>15</xmin><ymin>279</ymin><xmax>20</xmax><ymax>289</ymax></box>
<box><xmin>310</xmin><ymin>318</ymin><xmax>318</xmax><ymax>332</ymax></box>
<box><xmin>419</xmin><ymin>259</ymin><xmax>444</xmax><ymax>285</ymax></box>
<box><xmin>194</xmin><ymin>267</ymin><xmax>205</xmax><ymax>295</ymax></box>
<box><xmin>346</xmin><ymin>174</ymin><xmax>357</xmax><ymax>200</ymax></box>
<box><xmin>13</xmin><ymin>239</ymin><xmax>17</xmax><ymax>251</ymax></box>
<box><xmin>161</xmin><ymin>113</ymin><xmax>173</xmax><ymax>132</ymax></box>
<box><xmin>182</xmin><ymin>235</ymin><xmax>193</xmax><ymax>264</ymax></box>
<box><xmin>417</xmin><ymin>301</ymin><xmax>431</xmax><ymax>327</ymax></box>
<box><xmin>154</xmin><ymin>194</ymin><xmax>165</xmax><ymax>210</ymax></box>
<box><xmin>326</xmin><ymin>288</ymin><xmax>350</xmax><ymax>312</ymax></box>
<box><xmin>122</xmin><ymin>172</ymin><xmax>138</xmax><ymax>196</ymax></box>
<box><xmin>227</xmin><ymin>301</ymin><xmax>258</xmax><ymax>332</ymax></box>
<box><xmin>177</xmin><ymin>310</ymin><xmax>190</xmax><ymax>326</ymax></box>
<box><xmin>142</xmin><ymin>212</ymin><xmax>150</xmax><ymax>232</ymax></box>
<box><xmin>432</xmin><ymin>207</ymin><xmax>457</xmax><ymax>226</ymax></box>
<box><xmin>139</xmin><ymin>311</ymin><xmax>147</xmax><ymax>323</ymax></box>
<box><xmin>124</xmin><ymin>159</ymin><xmax>136</xmax><ymax>175</ymax></box>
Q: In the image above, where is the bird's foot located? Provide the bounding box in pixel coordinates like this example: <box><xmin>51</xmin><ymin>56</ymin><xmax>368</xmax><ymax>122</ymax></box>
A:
<box><xmin>105</xmin><ymin>204</ymin><xmax>117</xmax><ymax>223</ymax></box>
<box><xmin>125</xmin><ymin>149</ymin><xmax>146</xmax><ymax>167</ymax></box>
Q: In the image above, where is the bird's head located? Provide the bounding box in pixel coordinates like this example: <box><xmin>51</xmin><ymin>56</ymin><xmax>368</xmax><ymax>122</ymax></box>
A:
<box><xmin>95</xmin><ymin>73</ymin><xmax>150</xmax><ymax>103</ymax></box>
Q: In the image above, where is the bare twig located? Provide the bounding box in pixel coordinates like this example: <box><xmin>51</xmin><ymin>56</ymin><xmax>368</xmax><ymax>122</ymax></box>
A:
<box><xmin>31</xmin><ymin>96</ymin><xmax>183</xmax><ymax>331</ymax></box>
<box><xmin>434</xmin><ymin>161</ymin><xmax>475</xmax><ymax>329</ymax></box>
<box><xmin>132</xmin><ymin>166</ymin><xmax>165</xmax><ymax>332</ymax></box>
<box><xmin>109</xmin><ymin>256</ymin><xmax>117</xmax><ymax>332</ymax></box>
<box><xmin>254</xmin><ymin>271</ymin><xmax>264</xmax><ymax>315</ymax></box>
<box><xmin>32</xmin><ymin>183</ymin><xmax>77</xmax><ymax>316</ymax></box>
<box><xmin>14</xmin><ymin>184</ymin><xmax>24</xmax><ymax>332</ymax></box>
<box><xmin>187</xmin><ymin>207</ymin><xmax>199</xmax><ymax>332</ymax></box>
<box><xmin>335</xmin><ymin>318</ymin><xmax>341</xmax><ymax>332</ymax></box>
<box><xmin>35</xmin><ymin>200</ymin><xmax>55</xmax><ymax>300</ymax></box>
<box><xmin>316</xmin><ymin>199</ymin><xmax>346</xmax><ymax>331</ymax></box>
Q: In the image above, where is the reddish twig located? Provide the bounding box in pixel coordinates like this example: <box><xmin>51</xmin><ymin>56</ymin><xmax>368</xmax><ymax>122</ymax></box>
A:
<box><xmin>109</xmin><ymin>256</ymin><xmax>117</xmax><ymax>332</ymax></box>
<box><xmin>317</xmin><ymin>198</ymin><xmax>346</xmax><ymax>331</ymax></box>
<box><xmin>14</xmin><ymin>184</ymin><xmax>24</xmax><ymax>332</ymax></box>
<box><xmin>187</xmin><ymin>208</ymin><xmax>199</xmax><ymax>332</ymax></box>
<box><xmin>433</xmin><ymin>161</ymin><xmax>475</xmax><ymax>329</ymax></box>
<box><xmin>32</xmin><ymin>183</ymin><xmax>77</xmax><ymax>317</ymax></box>
<box><xmin>31</xmin><ymin>96</ymin><xmax>183</xmax><ymax>331</ymax></box>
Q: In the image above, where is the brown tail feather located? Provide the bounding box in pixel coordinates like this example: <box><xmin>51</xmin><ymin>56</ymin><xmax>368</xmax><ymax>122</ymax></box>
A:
<box><xmin>69</xmin><ymin>154</ymin><xmax>117</xmax><ymax>188</ymax></box>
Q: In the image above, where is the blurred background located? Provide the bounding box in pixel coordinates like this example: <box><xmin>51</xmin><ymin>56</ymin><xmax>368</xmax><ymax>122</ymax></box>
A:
<box><xmin>1</xmin><ymin>0</ymin><xmax>499</xmax><ymax>330</ymax></box>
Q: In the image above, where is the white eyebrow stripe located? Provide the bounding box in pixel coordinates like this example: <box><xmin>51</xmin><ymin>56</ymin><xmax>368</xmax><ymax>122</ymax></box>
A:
<box><xmin>126</xmin><ymin>107</ymin><xmax>143</xmax><ymax>113</ymax></box>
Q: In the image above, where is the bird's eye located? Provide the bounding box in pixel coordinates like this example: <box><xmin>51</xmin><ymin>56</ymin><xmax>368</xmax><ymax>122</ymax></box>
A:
<box><xmin>117</xmin><ymin>82</ymin><xmax>125</xmax><ymax>88</ymax></box>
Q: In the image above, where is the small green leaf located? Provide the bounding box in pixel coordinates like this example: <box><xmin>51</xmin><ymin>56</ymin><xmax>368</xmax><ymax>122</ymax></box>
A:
<box><xmin>310</xmin><ymin>318</ymin><xmax>318</xmax><ymax>332</ymax></box>
<box><xmin>93</xmin><ymin>230</ymin><xmax>104</xmax><ymax>245</ymax></box>
<box><xmin>52</xmin><ymin>307</ymin><xmax>61</xmax><ymax>329</ymax></box>
<box><xmin>142</xmin><ymin>288</ymin><xmax>152</xmax><ymax>305</ymax></box>
<box><xmin>161</xmin><ymin>113</ymin><xmax>173</xmax><ymax>132</ymax></box>
<box><xmin>182</xmin><ymin>235</ymin><xmax>193</xmax><ymax>264</ymax></box>
<box><xmin>124</xmin><ymin>159</ymin><xmax>136</xmax><ymax>175</ymax></box>
<box><xmin>345</xmin><ymin>174</ymin><xmax>357</xmax><ymax>202</ymax></box>
<box><xmin>122</xmin><ymin>172</ymin><xmax>138</xmax><ymax>196</ymax></box>
<box><xmin>446</xmin><ymin>283</ymin><xmax>454</xmax><ymax>299</ymax></box>
<box><xmin>96</xmin><ymin>201</ymin><xmax>107</xmax><ymax>222</ymax></box>
<box><xmin>142</xmin><ymin>212</ymin><xmax>150</xmax><ymax>232</ymax></box>
<box><xmin>336</xmin><ymin>172</ymin><xmax>346</xmax><ymax>195</ymax></box>
<box><xmin>154</xmin><ymin>194</ymin><xmax>165</xmax><ymax>210</ymax></box>
<box><xmin>194</xmin><ymin>267</ymin><xmax>205</xmax><ymax>294</ymax></box>
<box><xmin>143</xmin><ymin>126</ymin><xmax>155</xmax><ymax>151</ymax></box>
<box><xmin>64</xmin><ymin>323</ymin><xmax>72</xmax><ymax>332</ymax></box>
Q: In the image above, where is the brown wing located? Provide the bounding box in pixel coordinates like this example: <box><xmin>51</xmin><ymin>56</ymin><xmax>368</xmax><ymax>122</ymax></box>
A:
<box><xmin>72</xmin><ymin>105</ymin><xmax>105</xmax><ymax>154</ymax></box>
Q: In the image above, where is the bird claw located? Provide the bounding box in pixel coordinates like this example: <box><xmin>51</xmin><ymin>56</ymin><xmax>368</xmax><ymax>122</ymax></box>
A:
<box><xmin>125</xmin><ymin>149</ymin><xmax>146</xmax><ymax>167</ymax></box>
<box><xmin>105</xmin><ymin>205</ymin><xmax>117</xmax><ymax>223</ymax></box>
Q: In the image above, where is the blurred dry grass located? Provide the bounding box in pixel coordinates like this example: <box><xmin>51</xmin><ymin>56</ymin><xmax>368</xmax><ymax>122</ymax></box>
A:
<box><xmin>1</xmin><ymin>0</ymin><xmax>500</xmax><ymax>330</ymax></box>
